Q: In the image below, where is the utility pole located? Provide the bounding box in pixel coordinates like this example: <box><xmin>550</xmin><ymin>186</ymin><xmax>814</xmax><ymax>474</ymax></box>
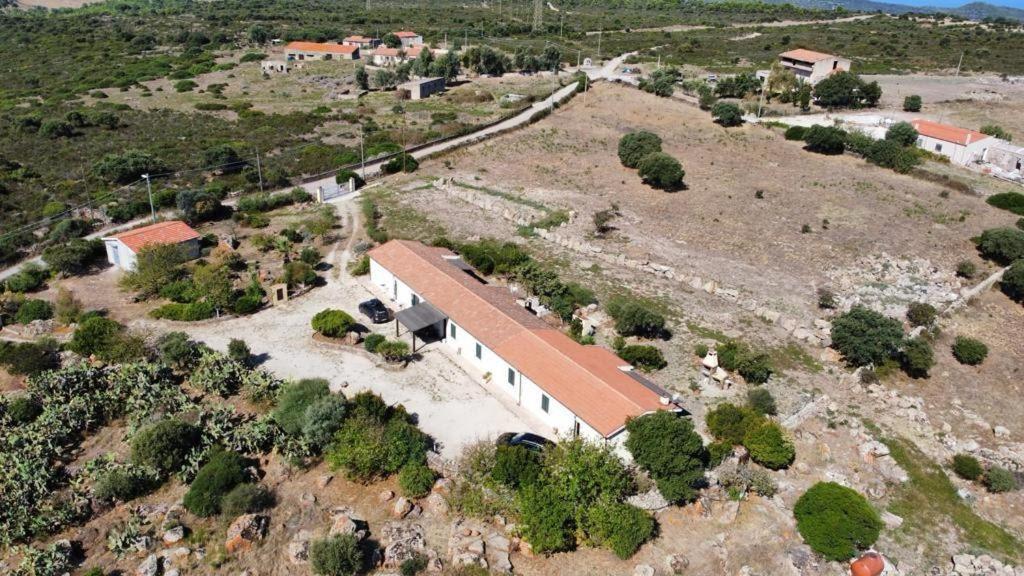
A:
<box><xmin>360</xmin><ymin>131</ymin><xmax>366</xmax><ymax>179</ymax></box>
<box><xmin>577</xmin><ymin>49</ymin><xmax>581</xmax><ymax>68</ymax></box>
<box><xmin>254</xmin><ymin>148</ymin><xmax>265</xmax><ymax>192</ymax></box>
<box><xmin>756</xmin><ymin>69</ymin><xmax>770</xmax><ymax>119</ymax></box>
<box><xmin>954</xmin><ymin>50</ymin><xmax>964</xmax><ymax>78</ymax></box>
<box><xmin>560</xmin><ymin>13</ymin><xmax>564</xmax><ymax>39</ymax></box>
<box><xmin>597</xmin><ymin>30</ymin><xmax>602</xmax><ymax>61</ymax></box>
<box><xmin>142</xmin><ymin>174</ymin><xmax>156</xmax><ymax>223</ymax></box>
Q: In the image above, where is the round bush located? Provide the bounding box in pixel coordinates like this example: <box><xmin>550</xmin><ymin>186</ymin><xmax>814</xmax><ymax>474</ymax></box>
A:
<box><xmin>382</xmin><ymin>153</ymin><xmax>418</xmax><ymax>174</ymax></box>
<box><xmin>586</xmin><ymin>499</ymin><xmax>655</xmax><ymax>559</ymax></box>
<box><xmin>311</xmin><ymin>309</ymin><xmax>356</xmax><ymax>338</ymax></box>
<box><xmin>376</xmin><ymin>340</ymin><xmax>410</xmax><ymax>363</ymax></box>
<box><xmin>706</xmin><ymin>403</ymin><xmax>762</xmax><ymax>446</ymax></box>
<box><xmin>885</xmin><ymin>121</ymin><xmax>919</xmax><ymax>147</ymax></box>
<box><xmin>491</xmin><ymin>444</ymin><xmax>543</xmax><ymax>489</ymax></box>
<box><xmin>618</xmin><ymin>131</ymin><xmax>663</xmax><ymax>168</ymax></box>
<box><xmin>398</xmin><ymin>462</ymin><xmax>437</xmax><ymax>497</ymax></box>
<box><xmin>309</xmin><ymin>534</ymin><xmax>363</xmax><ymax>576</ymax></box>
<box><xmin>794</xmin><ymin>482</ymin><xmax>883</xmax><ymax>561</ymax></box>
<box><xmin>905</xmin><ymin>302</ymin><xmax>937</xmax><ymax>327</ymax></box>
<box><xmin>1001</xmin><ymin>260</ymin><xmax>1024</xmax><ymax>302</ymax></box>
<box><xmin>273</xmin><ymin>378</ymin><xmax>330</xmax><ymax>437</ymax></box>
<box><xmin>903</xmin><ymin>94</ymin><xmax>922</xmax><ymax>112</ymax></box>
<box><xmin>130</xmin><ymin>419</ymin><xmax>202</xmax><ymax>477</ymax></box>
<box><xmin>617</xmin><ymin>344</ymin><xmax>667</xmax><ymax>371</ymax></box>
<box><xmin>335</xmin><ymin>169</ymin><xmax>365</xmax><ymax>189</ymax></box>
<box><xmin>978</xmin><ymin>228</ymin><xmax>1024</xmax><ymax>265</ymax></box>
<box><xmin>952</xmin><ymin>453</ymin><xmax>983</xmax><ymax>481</ymax></box>
<box><xmin>15</xmin><ymin>299</ymin><xmax>53</xmax><ymax>324</ymax></box>
<box><xmin>985</xmin><ymin>467</ymin><xmax>1018</xmax><ymax>493</ymax></box>
<box><xmin>183</xmin><ymin>450</ymin><xmax>251</xmax><ymax>517</ymax></box>
<box><xmin>900</xmin><ymin>337</ymin><xmax>935</xmax><ymax>378</ymax></box>
<box><xmin>952</xmin><ymin>336</ymin><xmax>988</xmax><ymax>366</ymax></box>
<box><xmin>301</xmin><ymin>394</ymin><xmax>348</xmax><ymax>449</ymax></box>
<box><xmin>232</xmin><ymin>294</ymin><xmax>261</xmax><ymax>315</ymax></box>
<box><xmin>221</xmin><ymin>483</ymin><xmax>274</xmax><ymax>517</ymax></box>
<box><xmin>712</xmin><ymin>102</ymin><xmax>744</xmax><ymax>127</ymax></box>
<box><xmin>93</xmin><ymin>466</ymin><xmax>157</xmax><ymax>502</ymax></box>
<box><xmin>784</xmin><ymin>125</ymin><xmax>806</xmax><ymax>141</ymax></box>
<box><xmin>363</xmin><ymin>333</ymin><xmax>386</xmax><ymax>353</ymax></box>
<box><xmin>637</xmin><ymin>152</ymin><xmax>684</xmax><ymax>191</ymax></box>
<box><xmin>830</xmin><ymin>306</ymin><xmax>904</xmax><ymax>367</ymax></box>
<box><xmin>747</xmin><ymin>387</ymin><xmax>777</xmax><ymax>416</ymax></box>
<box><xmin>804</xmin><ymin>125</ymin><xmax>846</xmax><ymax>155</ymax></box>
<box><xmin>743</xmin><ymin>421</ymin><xmax>795</xmax><ymax>470</ymax></box>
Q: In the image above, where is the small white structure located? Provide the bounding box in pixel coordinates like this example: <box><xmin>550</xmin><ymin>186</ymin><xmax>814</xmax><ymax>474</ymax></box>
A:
<box><xmin>102</xmin><ymin>220</ymin><xmax>200</xmax><ymax>271</ymax></box>
<box><xmin>368</xmin><ymin>240</ymin><xmax>679</xmax><ymax>455</ymax></box>
<box><xmin>911</xmin><ymin>119</ymin><xmax>995</xmax><ymax>166</ymax></box>
<box><xmin>371</xmin><ymin>47</ymin><xmax>404</xmax><ymax>66</ymax></box>
<box><xmin>984</xmin><ymin>140</ymin><xmax>1024</xmax><ymax>180</ymax></box>
<box><xmin>778</xmin><ymin>48</ymin><xmax>851</xmax><ymax>85</ymax></box>
<box><xmin>700</xmin><ymin>349</ymin><xmax>731</xmax><ymax>389</ymax></box>
<box><xmin>261</xmin><ymin>59</ymin><xmax>288</xmax><ymax>74</ymax></box>
<box><xmin>285</xmin><ymin>41</ymin><xmax>360</xmax><ymax>61</ymax></box>
<box><xmin>397</xmin><ymin>77</ymin><xmax>446</xmax><ymax>100</ymax></box>
<box><xmin>394</xmin><ymin>30</ymin><xmax>423</xmax><ymax>48</ymax></box>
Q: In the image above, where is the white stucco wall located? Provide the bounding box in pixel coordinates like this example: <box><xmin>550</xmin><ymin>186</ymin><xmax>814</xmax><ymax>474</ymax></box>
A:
<box><xmin>103</xmin><ymin>238</ymin><xmax>200</xmax><ymax>271</ymax></box>
<box><xmin>916</xmin><ymin>135</ymin><xmax>992</xmax><ymax>166</ymax></box>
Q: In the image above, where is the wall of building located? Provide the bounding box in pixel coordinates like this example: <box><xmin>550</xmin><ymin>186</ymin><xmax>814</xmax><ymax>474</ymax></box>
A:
<box><xmin>916</xmin><ymin>135</ymin><xmax>991</xmax><ymax>166</ymax></box>
<box><xmin>105</xmin><ymin>238</ymin><xmax>199</xmax><ymax>271</ymax></box>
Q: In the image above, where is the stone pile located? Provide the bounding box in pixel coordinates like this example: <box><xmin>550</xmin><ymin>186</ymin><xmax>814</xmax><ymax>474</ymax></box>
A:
<box><xmin>952</xmin><ymin>554</ymin><xmax>1024</xmax><ymax>575</ymax></box>
<box><xmin>447</xmin><ymin>519</ymin><xmax>514</xmax><ymax>574</ymax></box>
<box><xmin>825</xmin><ymin>253</ymin><xmax>961</xmax><ymax>318</ymax></box>
<box><xmin>380</xmin><ymin>522</ymin><xmax>434</xmax><ymax>569</ymax></box>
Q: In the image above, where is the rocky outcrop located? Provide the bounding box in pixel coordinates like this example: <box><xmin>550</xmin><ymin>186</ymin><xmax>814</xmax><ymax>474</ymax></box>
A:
<box><xmin>380</xmin><ymin>522</ymin><xmax>428</xmax><ymax>569</ymax></box>
<box><xmin>225</xmin><ymin>513</ymin><xmax>269</xmax><ymax>554</ymax></box>
<box><xmin>952</xmin><ymin>553</ymin><xmax>1024</xmax><ymax>575</ymax></box>
<box><xmin>447</xmin><ymin>519</ymin><xmax>513</xmax><ymax>574</ymax></box>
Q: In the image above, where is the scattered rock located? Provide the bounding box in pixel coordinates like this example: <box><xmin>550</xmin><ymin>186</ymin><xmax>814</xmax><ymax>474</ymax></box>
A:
<box><xmin>881</xmin><ymin>511</ymin><xmax>904</xmax><ymax>530</ymax></box>
<box><xmin>423</xmin><ymin>492</ymin><xmax>450</xmax><ymax>516</ymax></box>
<box><xmin>665</xmin><ymin>553</ymin><xmax>689</xmax><ymax>574</ymax></box>
<box><xmin>318</xmin><ymin>474</ymin><xmax>334</xmax><ymax>488</ymax></box>
<box><xmin>627</xmin><ymin>487</ymin><xmax>670</xmax><ymax>511</ymax></box>
<box><xmin>381</xmin><ymin>522</ymin><xmax>427</xmax><ymax>568</ymax></box>
<box><xmin>392</xmin><ymin>496</ymin><xmax>414</xmax><ymax>518</ymax></box>
<box><xmin>225</xmin><ymin>514</ymin><xmax>268</xmax><ymax>554</ymax></box>
<box><xmin>994</xmin><ymin>426</ymin><xmax>1011</xmax><ymax>439</ymax></box>
<box><xmin>287</xmin><ymin>530</ymin><xmax>314</xmax><ymax>565</ymax></box>
<box><xmin>634</xmin><ymin>564</ymin><xmax>655</xmax><ymax>576</ymax></box>
<box><xmin>136</xmin><ymin>554</ymin><xmax>160</xmax><ymax>576</ymax></box>
<box><xmin>379</xmin><ymin>490</ymin><xmax>395</xmax><ymax>502</ymax></box>
<box><xmin>162</xmin><ymin>526</ymin><xmax>185</xmax><ymax>545</ymax></box>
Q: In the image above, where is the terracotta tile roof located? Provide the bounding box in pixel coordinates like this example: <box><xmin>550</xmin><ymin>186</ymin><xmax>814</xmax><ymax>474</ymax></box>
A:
<box><xmin>285</xmin><ymin>41</ymin><xmax>358</xmax><ymax>55</ymax></box>
<box><xmin>779</xmin><ymin>48</ymin><xmax>836</xmax><ymax>63</ymax></box>
<box><xmin>394</xmin><ymin>31</ymin><xmax>420</xmax><ymax>38</ymax></box>
<box><xmin>374</xmin><ymin>47</ymin><xmax>401</xmax><ymax>58</ymax></box>
<box><xmin>911</xmin><ymin>119</ymin><xmax>991</xmax><ymax>147</ymax></box>
<box><xmin>343</xmin><ymin>35</ymin><xmax>377</xmax><ymax>43</ymax></box>
<box><xmin>368</xmin><ymin>240</ymin><xmax>671</xmax><ymax>437</ymax></box>
<box><xmin>406</xmin><ymin>45</ymin><xmax>425</xmax><ymax>58</ymax></box>
<box><xmin>112</xmin><ymin>220</ymin><xmax>200</xmax><ymax>253</ymax></box>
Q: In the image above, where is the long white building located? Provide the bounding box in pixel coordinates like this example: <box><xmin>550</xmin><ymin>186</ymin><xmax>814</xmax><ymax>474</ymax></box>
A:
<box><xmin>911</xmin><ymin>119</ymin><xmax>994</xmax><ymax>166</ymax></box>
<box><xmin>368</xmin><ymin>240</ymin><xmax>677</xmax><ymax>452</ymax></box>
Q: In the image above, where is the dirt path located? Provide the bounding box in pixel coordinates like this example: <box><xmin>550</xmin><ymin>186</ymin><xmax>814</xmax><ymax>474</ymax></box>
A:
<box><xmin>584</xmin><ymin>13</ymin><xmax>875</xmax><ymax>35</ymax></box>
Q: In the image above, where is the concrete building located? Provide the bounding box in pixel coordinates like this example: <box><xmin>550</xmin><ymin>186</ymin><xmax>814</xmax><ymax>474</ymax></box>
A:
<box><xmin>778</xmin><ymin>48</ymin><xmax>851</xmax><ymax>85</ymax></box>
<box><xmin>984</xmin><ymin>140</ymin><xmax>1024</xmax><ymax>179</ymax></box>
<box><xmin>397</xmin><ymin>77</ymin><xmax>446</xmax><ymax>100</ymax></box>
<box><xmin>343</xmin><ymin>35</ymin><xmax>381</xmax><ymax>50</ymax></box>
<box><xmin>285</xmin><ymin>41</ymin><xmax>360</xmax><ymax>61</ymax></box>
<box><xmin>371</xmin><ymin>47</ymin><xmax>404</xmax><ymax>67</ymax></box>
<box><xmin>368</xmin><ymin>240</ymin><xmax>678</xmax><ymax>455</ymax></box>
<box><xmin>261</xmin><ymin>59</ymin><xmax>288</xmax><ymax>74</ymax></box>
<box><xmin>394</xmin><ymin>30</ymin><xmax>423</xmax><ymax>48</ymax></box>
<box><xmin>102</xmin><ymin>220</ymin><xmax>200</xmax><ymax>271</ymax></box>
<box><xmin>911</xmin><ymin>119</ymin><xmax>995</xmax><ymax>166</ymax></box>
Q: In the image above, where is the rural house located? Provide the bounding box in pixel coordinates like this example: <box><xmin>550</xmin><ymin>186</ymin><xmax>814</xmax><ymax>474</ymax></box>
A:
<box><xmin>343</xmin><ymin>35</ymin><xmax>381</xmax><ymax>50</ymax></box>
<box><xmin>397</xmin><ymin>77</ymin><xmax>446</xmax><ymax>100</ymax></box>
<box><xmin>102</xmin><ymin>220</ymin><xmax>200</xmax><ymax>271</ymax></box>
<box><xmin>984</xmin><ymin>140</ymin><xmax>1024</xmax><ymax>180</ymax></box>
<box><xmin>285</xmin><ymin>41</ymin><xmax>360</xmax><ymax>61</ymax></box>
<box><xmin>394</xmin><ymin>30</ymin><xmax>423</xmax><ymax>48</ymax></box>
<box><xmin>778</xmin><ymin>48</ymin><xmax>851</xmax><ymax>84</ymax></box>
<box><xmin>367</xmin><ymin>240</ymin><xmax>678</xmax><ymax>455</ymax></box>
<box><xmin>911</xmin><ymin>119</ymin><xmax>994</xmax><ymax>166</ymax></box>
<box><xmin>371</xmin><ymin>47</ymin><xmax>404</xmax><ymax>66</ymax></box>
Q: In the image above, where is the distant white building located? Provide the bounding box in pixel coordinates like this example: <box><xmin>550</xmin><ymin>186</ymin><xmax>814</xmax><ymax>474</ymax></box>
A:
<box><xmin>285</xmin><ymin>41</ymin><xmax>360</xmax><ymax>61</ymax></box>
<box><xmin>911</xmin><ymin>119</ymin><xmax>995</xmax><ymax>166</ymax></box>
<box><xmin>778</xmin><ymin>48</ymin><xmax>851</xmax><ymax>85</ymax></box>
<box><xmin>102</xmin><ymin>220</ymin><xmax>200</xmax><ymax>271</ymax></box>
<box><xmin>371</xmin><ymin>47</ymin><xmax>404</xmax><ymax>67</ymax></box>
<box><xmin>367</xmin><ymin>240</ymin><xmax>679</xmax><ymax>456</ymax></box>
<box><xmin>398</xmin><ymin>77</ymin><xmax>446</xmax><ymax>100</ymax></box>
<box><xmin>984</xmin><ymin>140</ymin><xmax>1024</xmax><ymax>179</ymax></box>
<box><xmin>261</xmin><ymin>60</ymin><xmax>288</xmax><ymax>74</ymax></box>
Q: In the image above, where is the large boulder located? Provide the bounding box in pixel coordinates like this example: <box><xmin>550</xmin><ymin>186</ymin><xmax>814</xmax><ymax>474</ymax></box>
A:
<box><xmin>381</xmin><ymin>522</ymin><xmax>427</xmax><ymax>568</ymax></box>
<box><xmin>225</xmin><ymin>514</ymin><xmax>268</xmax><ymax>554</ymax></box>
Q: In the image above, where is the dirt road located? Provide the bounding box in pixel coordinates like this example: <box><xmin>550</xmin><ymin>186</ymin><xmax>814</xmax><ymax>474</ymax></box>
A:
<box><xmin>584</xmin><ymin>13</ymin><xmax>875</xmax><ymax>35</ymax></box>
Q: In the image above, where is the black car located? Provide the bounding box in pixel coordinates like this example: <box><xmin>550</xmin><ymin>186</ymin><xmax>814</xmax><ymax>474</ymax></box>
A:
<box><xmin>358</xmin><ymin>298</ymin><xmax>390</xmax><ymax>323</ymax></box>
<box><xmin>496</xmin><ymin>432</ymin><xmax>555</xmax><ymax>452</ymax></box>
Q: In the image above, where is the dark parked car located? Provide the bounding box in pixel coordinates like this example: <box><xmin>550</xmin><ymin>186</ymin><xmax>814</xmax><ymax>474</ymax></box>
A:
<box><xmin>358</xmin><ymin>298</ymin><xmax>390</xmax><ymax>323</ymax></box>
<box><xmin>496</xmin><ymin>432</ymin><xmax>555</xmax><ymax>452</ymax></box>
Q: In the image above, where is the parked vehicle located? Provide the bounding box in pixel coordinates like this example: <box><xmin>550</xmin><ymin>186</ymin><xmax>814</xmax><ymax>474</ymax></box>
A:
<box><xmin>358</xmin><ymin>298</ymin><xmax>390</xmax><ymax>323</ymax></box>
<box><xmin>496</xmin><ymin>432</ymin><xmax>555</xmax><ymax>452</ymax></box>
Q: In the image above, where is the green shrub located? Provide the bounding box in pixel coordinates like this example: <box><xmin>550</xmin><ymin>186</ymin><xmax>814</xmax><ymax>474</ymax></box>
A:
<box><xmin>382</xmin><ymin>153</ymin><xmax>418</xmax><ymax>174</ymax></box>
<box><xmin>844</xmin><ymin>131</ymin><xmax>875</xmax><ymax>156</ymax></box>
<box><xmin>784</xmin><ymin>125</ymin><xmax>806</xmax><ymax>140</ymax></box>
<box><xmin>491</xmin><ymin>444</ymin><xmax>543</xmax><ymax>489</ymax></box>
<box><xmin>282</xmin><ymin>261</ymin><xmax>317</xmax><ymax>288</ymax></box>
<box><xmin>866</xmin><ymin>139</ymin><xmax>920</xmax><ymax>173</ymax></box>
<box><xmin>131</xmin><ymin>419</ymin><xmax>202</xmax><ymax>477</ymax></box>
<box><xmin>706</xmin><ymin>403</ymin><xmax>762</xmax><ymax>446</ymax></box>
<box><xmin>952</xmin><ymin>336</ymin><xmax>988</xmax><ymax>366</ymax></box>
<box><xmin>228</xmin><ymin>338</ymin><xmax>251</xmax><ymax>365</ymax></box>
<box><xmin>400</xmin><ymin>555</ymin><xmax>428</xmax><ymax>576</ymax></box>
<box><xmin>69</xmin><ymin>316</ymin><xmax>146</xmax><ymax>362</ymax></box>
<box><xmin>376</xmin><ymin>340</ymin><xmax>410</xmax><ymax>363</ymax></box>
<box><xmin>743</xmin><ymin>421</ymin><xmax>795</xmax><ymax>470</ymax></box>
<box><xmin>618</xmin><ymin>344</ymin><xmax>667</xmax><ymax>371</ymax></box>
<box><xmin>747</xmin><ymin>387</ymin><xmax>777</xmax><ymax>416</ymax></box>
<box><xmin>707</xmin><ymin>440</ymin><xmax>733</xmax><ymax>468</ymax></box>
<box><xmin>273</xmin><ymin>378</ymin><xmax>331</xmax><ymax>437</ymax></box>
<box><xmin>830</xmin><ymin>307</ymin><xmax>905</xmax><ymax>367</ymax></box>
<box><xmin>901</xmin><ymin>337</ymin><xmax>935</xmax><ymax>378</ymax></box>
<box><xmin>7</xmin><ymin>395</ymin><xmax>43</xmax><ymax>424</ymax></box>
<box><xmin>363</xmin><ymin>333</ymin><xmax>386</xmax><ymax>353</ymax></box>
<box><xmin>885</xmin><ymin>121</ymin><xmax>919</xmax><ymax>146</ymax></box>
<box><xmin>625</xmin><ymin>411</ymin><xmax>707</xmax><ymax>504</ymax></box>
<box><xmin>984</xmin><ymin>467</ymin><xmax>1018</xmax><ymax>493</ymax></box>
<box><xmin>311</xmin><ymin>309</ymin><xmax>355</xmax><ymax>337</ymax></box>
<box><xmin>0</xmin><ymin>339</ymin><xmax>60</xmax><ymax>375</ymax></box>
<box><xmin>398</xmin><ymin>463</ymin><xmax>437</xmax><ymax>497</ymax></box>
<box><xmin>711</xmin><ymin>102</ymin><xmax>744</xmax><ymax>127</ymax></box>
<box><xmin>637</xmin><ymin>152</ymin><xmax>684</xmax><ymax>191</ymax></box>
<box><xmin>516</xmin><ymin>481</ymin><xmax>575</xmax><ymax>553</ymax></box>
<box><xmin>15</xmin><ymin>299</ymin><xmax>53</xmax><ymax>324</ymax></box>
<box><xmin>350</xmin><ymin>255</ymin><xmax>370</xmax><ymax>276</ymax></box>
<box><xmin>606</xmin><ymin>296</ymin><xmax>666</xmax><ymax>338</ymax></box>
<box><xmin>149</xmin><ymin>301</ymin><xmax>216</xmax><ymax>321</ymax></box>
<box><xmin>93</xmin><ymin>465</ymin><xmax>159</xmax><ymax>502</ymax></box>
<box><xmin>980</xmin><ymin>124</ymin><xmax>1013</xmax><ymax>142</ymax></box>
<box><xmin>906</xmin><ymin>302</ymin><xmax>937</xmax><ymax>327</ymax></box>
<box><xmin>952</xmin><ymin>454</ymin><xmax>983</xmax><ymax>481</ymax></box>
<box><xmin>233</xmin><ymin>294</ymin><xmax>262</xmax><ymax>314</ymax></box>
<box><xmin>794</xmin><ymin>482</ymin><xmax>882</xmax><ymax>561</ymax></box>
<box><xmin>174</xmin><ymin>79</ymin><xmax>198</xmax><ymax>92</ymax></box>
<box><xmin>42</xmin><ymin>238</ymin><xmax>104</xmax><ymax>275</ymax></box>
<box><xmin>301</xmin><ymin>394</ymin><xmax>348</xmax><ymax>449</ymax></box>
<box><xmin>717</xmin><ymin>340</ymin><xmax>773</xmax><ymax>384</ymax></box>
<box><xmin>183</xmin><ymin>450</ymin><xmax>251</xmax><ymax>517</ymax></box>
<box><xmin>221</xmin><ymin>483</ymin><xmax>274</xmax><ymax>516</ymax></box>
<box><xmin>156</xmin><ymin>331</ymin><xmax>201</xmax><ymax>370</ymax></box>
<box><xmin>300</xmin><ymin>247</ymin><xmax>321</xmax><ymax>266</ymax></box>
<box><xmin>804</xmin><ymin>125</ymin><xmax>846</xmax><ymax>155</ymax></box>
<box><xmin>986</xmin><ymin>192</ymin><xmax>1024</xmax><ymax>216</ymax></box>
<box><xmin>335</xmin><ymin>169</ymin><xmax>365</xmax><ymax>189</ymax></box>
<box><xmin>585</xmin><ymin>498</ymin><xmax>655</xmax><ymax>559</ymax></box>
<box><xmin>903</xmin><ymin>94</ymin><xmax>922</xmax><ymax>112</ymax></box>
<box><xmin>956</xmin><ymin>260</ymin><xmax>977</xmax><ymax>279</ymax></box>
<box><xmin>309</xmin><ymin>534</ymin><xmax>363</xmax><ymax>576</ymax></box>
<box><xmin>4</xmin><ymin>263</ymin><xmax>49</xmax><ymax>293</ymax></box>
<box><xmin>978</xmin><ymin>227</ymin><xmax>1024</xmax><ymax>264</ymax></box>
<box><xmin>617</xmin><ymin>131</ymin><xmax>663</xmax><ymax>168</ymax></box>
<box><xmin>1001</xmin><ymin>260</ymin><xmax>1024</xmax><ymax>302</ymax></box>
<box><xmin>326</xmin><ymin>411</ymin><xmax>428</xmax><ymax>482</ymax></box>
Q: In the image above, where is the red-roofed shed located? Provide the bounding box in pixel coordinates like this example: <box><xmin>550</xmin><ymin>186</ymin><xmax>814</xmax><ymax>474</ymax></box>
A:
<box><xmin>102</xmin><ymin>220</ymin><xmax>201</xmax><ymax>270</ymax></box>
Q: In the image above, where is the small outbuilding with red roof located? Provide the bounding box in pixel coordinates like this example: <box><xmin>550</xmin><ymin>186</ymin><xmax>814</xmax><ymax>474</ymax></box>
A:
<box><xmin>910</xmin><ymin>118</ymin><xmax>995</xmax><ymax>166</ymax></box>
<box><xmin>102</xmin><ymin>220</ymin><xmax>201</xmax><ymax>271</ymax></box>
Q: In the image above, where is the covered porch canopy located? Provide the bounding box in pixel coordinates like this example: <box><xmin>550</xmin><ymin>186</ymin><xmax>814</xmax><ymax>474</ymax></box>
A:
<box><xmin>394</xmin><ymin>301</ymin><xmax>447</xmax><ymax>352</ymax></box>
